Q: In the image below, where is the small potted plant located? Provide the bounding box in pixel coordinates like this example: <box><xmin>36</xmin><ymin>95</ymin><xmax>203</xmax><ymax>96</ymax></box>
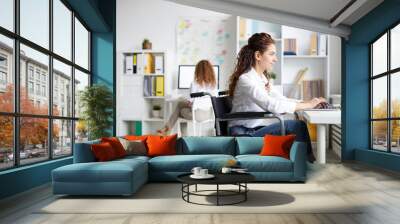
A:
<box><xmin>142</xmin><ymin>38</ymin><xmax>152</xmax><ymax>50</ymax></box>
<box><xmin>152</xmin><ymin>105</ymin><xmax>161</xmax><ymax>118</ymax></box>
<box><xmin>264</xmin><ymin>71</ymin><xmax>277</xmax><ymax>85</ymax></box>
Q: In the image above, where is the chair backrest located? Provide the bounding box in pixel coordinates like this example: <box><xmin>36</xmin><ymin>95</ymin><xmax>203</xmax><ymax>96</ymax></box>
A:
<box><xmin>210</xmin><ymin>92</ymin><xmax>232</xmax><ymax>136</ymax></box>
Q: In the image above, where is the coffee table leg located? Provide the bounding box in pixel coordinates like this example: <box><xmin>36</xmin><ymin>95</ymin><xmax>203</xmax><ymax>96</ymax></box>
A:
<box><xmin>245</xmin><ymin>183</ymin><xmax>247</xmax><ymax>201</ymax></box>
<box><xmin>195</xmin><ymin>184</ymin><xmax>197</xmax><ymax>192</ymax></box>
<box><xmin>217</xmin><ymin>184</ymin><xmax>219</xmax><ymax>206</ymax></box>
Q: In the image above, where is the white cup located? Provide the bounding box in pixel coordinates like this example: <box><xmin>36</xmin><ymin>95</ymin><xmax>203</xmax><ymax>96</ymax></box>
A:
<box><xmin>191</xmin><ymin>167</ymin><xmax>202</xmax><ymax>176</ymax></box>
<box><xmin>221</xmin><ymin>167</ymin><xmax>232</xmax><ymax>174</ymax></box>
<box><xmin>200</xmin><ymin>169</ymin><xmax>208</xmax><ymax>176</ymax></box>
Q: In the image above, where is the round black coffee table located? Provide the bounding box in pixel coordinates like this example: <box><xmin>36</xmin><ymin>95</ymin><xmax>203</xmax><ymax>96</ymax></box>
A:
<box><xmin>177</xmin><ymin>173</ymin><xmax>255</xmax><ymax>206</ymax></box>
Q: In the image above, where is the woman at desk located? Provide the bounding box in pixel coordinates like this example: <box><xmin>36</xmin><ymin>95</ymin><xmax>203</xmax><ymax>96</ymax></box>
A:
<box><xmin>157</xmin><ymin>60</ymin><xmax>218</xmax><ymax>135</ymax></box>
<box><xmin>228</xmin><ymin>32</ymin><xmax>325</xmax><ymax>161</ymax></box>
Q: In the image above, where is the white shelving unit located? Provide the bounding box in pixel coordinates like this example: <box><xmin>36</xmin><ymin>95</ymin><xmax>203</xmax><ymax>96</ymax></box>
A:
<box><xmin>117</xmin><ymin>50</ymin><xmax>167</xmax><ymax>135</ymax></box>
<box><xmin>237</xmin><ymin>17</ymin><xmax>341</xmax><ymax>100</ymax></box>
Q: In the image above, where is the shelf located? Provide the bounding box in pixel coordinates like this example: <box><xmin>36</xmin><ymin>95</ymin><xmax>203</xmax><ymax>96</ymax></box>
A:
<box><xmin>143</xmin><ymin>96</ymin><xmax>165</xmax><ymax>99</ymax></box>
<box><xmin>142</xmin><ymin>118</ymin><xmax>164</xmax><ymax>122</ymax></box>
<box><xmin>123</xmin><ymin>73</ymin><xmax>164</xmax><ymax>76</ymax></box>
<box><xmin>123</xmin><ymin>50</ymin><xmax>165</xmax><ymax>54</ymax></box>
<box><xmin>283</xmin><ymin>55</ymin><xmax>327</xmax><ymax>59</ymax></box>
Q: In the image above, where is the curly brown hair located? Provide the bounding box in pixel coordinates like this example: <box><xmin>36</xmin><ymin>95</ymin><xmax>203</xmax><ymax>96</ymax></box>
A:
<box><xmin>194</xmin><ymin>60</ymin><xmax>216</xmax><ymax>88</ymax></box>
<box><xmin>228</xmin><ymin>33</ymin><xmax>275</xmax><ymax>96</ymax></box>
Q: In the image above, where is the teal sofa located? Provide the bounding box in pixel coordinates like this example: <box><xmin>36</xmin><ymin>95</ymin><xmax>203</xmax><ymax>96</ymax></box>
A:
<box><xmin>52</xmin><ymin>136</ymin><xmax>307</xmax><ymax>196</ymax></box>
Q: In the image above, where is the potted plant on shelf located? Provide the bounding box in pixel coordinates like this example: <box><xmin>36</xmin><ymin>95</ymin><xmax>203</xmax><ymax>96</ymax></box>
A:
<box><xmin>79</xmin><ymin>84</ymin><xmax>113</xmax><ymax>140</ymax></box>
<box><xmin>152</xmin><ymin>105</ymin><xmax>162</xmax><ymax>118</ymax></box>
<box><xmin>265</xmin><ymin>71</ymin><xmax>277</xmax><ymax>84</ymax></box>
<box><xmin>142</xmin><ymin>38</ymin><xmax>152</xmax><ymax>50</ymax></box>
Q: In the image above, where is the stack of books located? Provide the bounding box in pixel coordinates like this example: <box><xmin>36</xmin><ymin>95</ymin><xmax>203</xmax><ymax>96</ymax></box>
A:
<box><xmin>302</xmin><ymin>80</ymin><xmax>324</xmax><ymax>100</ymax></box>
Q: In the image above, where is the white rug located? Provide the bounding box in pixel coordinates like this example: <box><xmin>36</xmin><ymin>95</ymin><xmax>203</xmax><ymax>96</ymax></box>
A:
<box><xmin>38</xmin><ymin>183</ymin><xmax>362</xmax><ymax>214</ymax></box>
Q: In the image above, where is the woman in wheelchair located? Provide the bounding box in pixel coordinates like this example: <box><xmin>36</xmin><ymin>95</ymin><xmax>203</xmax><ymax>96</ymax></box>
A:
<box><xmin>157</xmin><ymin>60</ymin><xmax>218</xmax><ymax>135</ymax></box>
<box><xmin>228</xmin><ymin>33</ymin><xmax>326</xmax><ymax>162</ymax></box>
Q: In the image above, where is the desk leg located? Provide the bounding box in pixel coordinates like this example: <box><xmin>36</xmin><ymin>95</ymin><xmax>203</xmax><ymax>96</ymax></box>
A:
<box><xmin>317</xmin><ymin>124</ymin><xmax>326</xmax><ymax>164</ymax></box>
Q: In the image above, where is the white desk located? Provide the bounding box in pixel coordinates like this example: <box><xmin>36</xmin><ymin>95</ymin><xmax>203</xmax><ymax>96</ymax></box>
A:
<box><xmin>302</xmin><ymin>110</ymin><xmax>341</xmax><ymax>164</ymax></box>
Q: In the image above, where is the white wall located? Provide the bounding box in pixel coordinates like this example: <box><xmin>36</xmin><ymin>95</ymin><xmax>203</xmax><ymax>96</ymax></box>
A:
<box><xmin>117</xmin><ymin>0</ymin><xmax>236</xmax><ymax>92</ymax></box>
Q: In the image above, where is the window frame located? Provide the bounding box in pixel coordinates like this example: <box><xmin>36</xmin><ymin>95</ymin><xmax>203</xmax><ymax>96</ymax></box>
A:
<box><xmin>0</xmin><ymin>0</ymin><xmax>92</xmax><ymax>171</ymax></box>
<box><xmin>370</xmin><ymin>20</ymin><xmax>400</xmax><ymax>154</ymax></box>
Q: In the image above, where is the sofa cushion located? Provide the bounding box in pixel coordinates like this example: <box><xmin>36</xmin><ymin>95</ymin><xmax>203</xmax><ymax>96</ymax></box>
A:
<box><xmin>91</xmin><ymin>142</ymin><xmax>118</xmax><ymax>161</ymax></box>
<box><xmin>74</xmin><ymin>139</ymin><xmax>101</xmax><ymax>163</ymax></box>
<box><xmin>101</xmin><ymin>137</ymin><xmax>127</xmax><ymax>158</ymax></box>
<box><xmin>260</xmin><ymin>134</ymin><xmax>296</xmax><ymax>159</ymax></box>
<box><xmin>52</xmin><ymin>159</ymin><xmax>147</xmax><ymax>183</ymax></box>
<box><xmin>147</xmin><ymin>134</ymin><xmax>177</xmax><ymax>157</ymax></box>
<box><xmin>236</xmin><ymin>155</ymin><xmax>293</xmax><ymax>172</ymax></box>
<box><xmin>118</xmin><ymin>138</ymin><xmax>147</xmax><ymax>156</ymax></box>
<box><xmin>178</xmin><ymin>137</ymin><xmax>235</xmax><ymax>155</ymax></box>
<box><xmin>148</xmin><ymin>154</ymin><xmax>235</xmax><ymax>172</ymax></box>
<box><xmin>235</xmin><ymin>137</ymin><xmax>263</xmax><ymax>155</ymax></box>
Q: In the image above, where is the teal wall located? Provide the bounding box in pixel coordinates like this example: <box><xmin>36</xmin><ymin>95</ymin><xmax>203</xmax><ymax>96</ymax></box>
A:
<box><xmin>343</xmin><ymin>0</ymin><xmax>400</xmax><ymax>171</ymax></box>
<box><xmin>0</xmin><ymin>0</ymin><xmax>116</xmax><ymax>200</ymax></box>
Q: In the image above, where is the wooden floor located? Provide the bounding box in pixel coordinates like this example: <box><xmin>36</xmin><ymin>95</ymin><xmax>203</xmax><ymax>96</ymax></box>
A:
<box><xmin>1</xmin><ymin>150</ymin><xmax>400</xmax><ymax>224</ymax></box>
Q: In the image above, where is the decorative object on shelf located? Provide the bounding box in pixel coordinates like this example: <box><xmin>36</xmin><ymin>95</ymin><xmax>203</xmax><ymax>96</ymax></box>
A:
<box><xmin>79</xmin><ymin>84</ymin><xmax>113</xmax><ymax>140</ymax></box>
<box><xmin>284</xmin><ymin>38</ymin><xmax>297</xmax><ymax>55</ymax></box>
<box><xmin>142</xmin><ymin>38</ymin><xmax>152</xmax><ymax>50</ymax></box>
<box><xmin>309</xmin><ymin>32</ymin><xmax>318</xmax><ymax>55</ymax></box>
<box><xmin>287</xmin><ymin>67</ymin><xmax>308</xmax><ymax>98</ymax></box>
<box><xmin>151</xmin><ymin>105</ymin><xmax>162</xmax><ymax>118</ymax></box>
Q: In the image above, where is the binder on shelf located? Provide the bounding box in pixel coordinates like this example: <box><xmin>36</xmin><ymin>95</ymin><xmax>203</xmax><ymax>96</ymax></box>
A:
<box><xmin>155</xmin><ymin>55</ymin><xmax>164</xmax><ymax>74</ymax></box>
<box><xmin>309</xmin><ymin>32</ymin><xmax>318</xmax><ymax>55</ymax></box>
<box><xmin>318</xmin><ymin>34</ymin><xmax>327</xmax><ymax>56</ymax></box>
<box><xmin>155</xmin><ymin>76</ymin><xmax>164</xmax><ymax>96</ymax></box>
<box><xmin>143</xmin><ymin>77</ymin><xmax>151</xmax><ymax>96</ymax></box>
<box><xmin>151</xmin><ymin>76</ymin><xmax>156</xmax><ymax>96</ymax></box>
<box><xmin>137</xmin><ymin>53</ymin><xmax>143</xmax><ymax>74</ymax></box>
<box><xmin>133</xmin><ymin>54</ymin><xmax>137</xmax><ymax>73</ymax></box>
<box><xmin>144</xmin><ymin>53</ymin><xmax>155</xmax><ymax>74</ymax></box>
<box><xmin>125</xmin><ymin>55</ymin><xmax>133</xmax><ymax>74</ymax></box>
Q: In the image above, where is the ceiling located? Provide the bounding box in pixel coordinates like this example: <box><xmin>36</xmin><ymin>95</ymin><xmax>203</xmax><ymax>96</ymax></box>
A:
<box><xmin>166</xmin><ymin>0</ymin><xmax>384</xmax><ymax>38</ymax></box>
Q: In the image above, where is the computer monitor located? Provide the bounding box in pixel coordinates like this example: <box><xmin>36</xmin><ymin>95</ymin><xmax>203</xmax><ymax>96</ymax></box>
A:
<box><xmin>178</xmin><ymin>65</ymin><xmax>219</xmax><ymax>89</ymax></box>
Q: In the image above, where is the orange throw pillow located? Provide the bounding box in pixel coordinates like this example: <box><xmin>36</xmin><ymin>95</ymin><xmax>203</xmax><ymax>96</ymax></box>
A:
<box><xmin>101</xmin><ymin>137</ymin><xmax>126</xmax><ymax>158</ymax></box>
<box><xmin>91</xmin><ymin>142</ymin><xmax>117</xmax><ymax>161</ymax></box>
<box><xmin>146</xmin><ymin>134</ymin><xmax>177</xmax><ymax>157</ymax></box>
<box><xmin>124</xmin><ymin>135</ymin><xmax>148</xmax><ymax>142</ymax></box>
<box><xmin>260</xmin><ymin>134</ymin><xmax>296</xmax><ymax>159</ymax></box>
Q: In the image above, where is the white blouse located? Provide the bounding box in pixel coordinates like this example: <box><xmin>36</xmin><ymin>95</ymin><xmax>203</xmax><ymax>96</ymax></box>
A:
<box><xmin>229</xmin><ymin>68</ymin><xmax>297</xmax><ymax>128</ymax></box>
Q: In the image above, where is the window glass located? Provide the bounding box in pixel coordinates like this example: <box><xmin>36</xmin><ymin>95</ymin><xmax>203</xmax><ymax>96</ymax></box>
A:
<box><xmin>372</xmin><ymin>121</ymin><xmax>388</xmax><ymax>151</ymax></box>
<box><xmin>53</xmin><ymin>59</ymin><xmax>72</xmax><ymax>117</ymax></box>
<box><xmin>75</xmin><ymin>120</ymin><xmax>88</xmax><ymax>143</ymax></box>
<box><xmin>74</xmin><ymin>69</ymin><xmax>89</xmax><ymax>118</ymax></box>
<box><xmin>53</xmin><ymin>0</ymin><xmax>72</xmax><ymax>60</ymax></box>
<box><xmin>20</xmin><ymin>117</ymin><xmax>49</xmax><ymax>165</ymax></box>
<box><xmin>391</xmin><ymin>24</ymin><xmax>400</xmax><ymax>70</ymax></box>
<box><xmin>53</xmin><ymin>119</ymin><xmax>72</xmax><ymax>158</ymax></box>
<box><xmin>0</xmin><ymin>0</ymin><xmax>14</xmax><ymax>31</ymax></box>
<box><xmin>372</xmin><ymin>76</ymin><xmax>387</xmax><ymax>119</ymax></box>
<box><xmin>20</xmin><ymin>0</ymin><xmax>49</xmax><ymax>49</ymax></box>
<box><xmin>391</xmin><ymin>72</ymin><xmax>400</xmax><ymax>118</ymax></box>
<box><xmin>74</xmin><ymin>18</ymin><xmax>89</xmax><ymax>69</ymax></box>
<box><xmin>0</xmin><ymin>35</ymin><xmax>14</xmax><ymax>113</ymax></box>
<box><xmin>20</xmin><ymin>44</ymin><xmax>49</xmax><ymax>115</ymax></box>
<box><xmin>0</xmin><ymin>116</ymin><xmax>13</xmax><ymax>170</ymax></box>
<box><xmin>372</xmin><ymin>33</ymin><xmax>387</xmax><ymax>76</ymax></box>
<box><xmin>391</xmin><ymin>121</ymin><xmax>400</xmax><ymax>153</ymax></box>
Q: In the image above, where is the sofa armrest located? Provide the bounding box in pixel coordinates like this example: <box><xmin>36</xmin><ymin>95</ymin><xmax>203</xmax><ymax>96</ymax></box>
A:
<box><xmin>289</xmin><ymin>141</ymin><xmax>307</xmax><ymax>181</ymax></box>
<box><xmin>73</xmin><ymin>141</ymin><xmax>99</xmax><ymax>163</ymax></box>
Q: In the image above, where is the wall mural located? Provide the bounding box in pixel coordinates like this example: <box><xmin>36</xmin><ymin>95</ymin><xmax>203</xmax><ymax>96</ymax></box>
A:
<box><xmin>177</xmin><ymin>18</ymin><xmax>230</xmax><ymax>66</ymax></box>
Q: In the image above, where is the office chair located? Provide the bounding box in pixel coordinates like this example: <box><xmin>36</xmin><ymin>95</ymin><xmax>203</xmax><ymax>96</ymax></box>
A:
<box><xmin>176</xmin><ymin>93</ymin><xmax>215</xmax><ymax>136</ymax></box>
<box><xmin>190</xmin><ymin>91</ymin><xmax>286</xmax><ymax>136</ymax></box>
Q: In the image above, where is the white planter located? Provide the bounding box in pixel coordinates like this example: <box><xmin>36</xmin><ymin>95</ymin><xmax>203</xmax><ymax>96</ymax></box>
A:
<box><xmin>152</xmin><ymin>110</ymin><xmax>161</xmax><ymax>118</ymax></box>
